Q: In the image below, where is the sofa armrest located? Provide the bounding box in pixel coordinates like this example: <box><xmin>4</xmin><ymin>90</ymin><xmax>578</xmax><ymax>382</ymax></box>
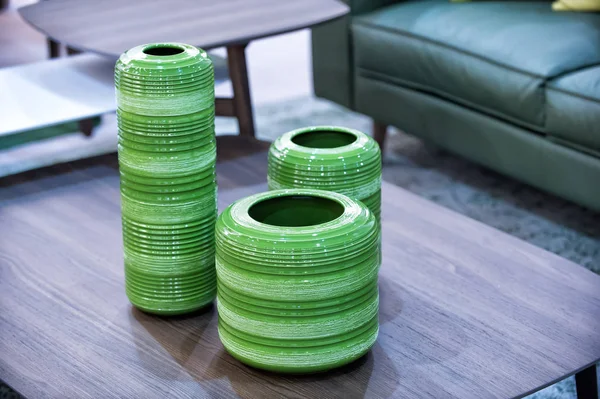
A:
<box><xmin>312</xmin><ymin>0</ymin><xmax>401</xmax><ymax>109</ymax></box>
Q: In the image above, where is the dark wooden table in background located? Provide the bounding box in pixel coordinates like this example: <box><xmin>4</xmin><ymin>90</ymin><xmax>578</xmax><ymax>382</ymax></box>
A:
<box><xmin>18</xmin><ymin>0</ymin><xmax>349</xmax><ymax>137</ymax></box>
<box><xmin>1</xmin><ymin>136</ymin><xmax>599</xmax><ymax>398</ymax></box>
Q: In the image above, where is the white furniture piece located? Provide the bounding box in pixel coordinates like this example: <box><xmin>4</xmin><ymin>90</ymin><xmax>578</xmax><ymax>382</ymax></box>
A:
<box><xmin>0</xmin><ymin>54</ymin><xmax>117</xmax><ymax>177</ymax></box>
<box><xmin>0</xmin><ymin>51</ymin><xmax>230</xmax><ymax>178</ymax></box>
<box><xmin>0</xmin><ymin>53</ymin><xmax>116</xmax><ymax>136</ymax></box>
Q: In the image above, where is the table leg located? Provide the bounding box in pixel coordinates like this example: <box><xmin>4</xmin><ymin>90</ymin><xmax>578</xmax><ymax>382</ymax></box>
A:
<box><xmin>66</xmin><ymin>47</ymin><xmax>82</xmax><ymax>55</ymax></box>
<box><xmin>78</xmin><ymin>118</ymin><xmax>94</xmax><ymax>137</ymax></box>
<box><xmin>373</xmin><ymin>121</ymin><xmax>388</xmax><ymax>153</ymax></box>
<box><xmin>215</xmin><ymin>98</ymin><xmax>234</xmax><ymax>117</ymax></box>
<box><xmin>48</xmin><ymin>39</ymin><xmax>60</xmax><ymax>59</ymax></box>
<box><xmin>576</xmin><ymin>364</ymin><xmax>598</xmax><ymax>399</ymax></box>
<box><xmin>226</xmin><ymin>44</ymin><xmax>255</xmax><ymax>137</ymax></box>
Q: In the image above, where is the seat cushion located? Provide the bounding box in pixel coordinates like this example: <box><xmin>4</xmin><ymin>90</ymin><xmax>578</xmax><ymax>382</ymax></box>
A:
<box><xmin>354</xmin><ymin>73</ymin><xmax>600</xmax><ymax>211</ymax></box>
<box><xmin>546</xmin><ymin>66</ymin><xmax>600</xmax><ymax>152</ymax></box>
<box><xmin>352</xmin><ymin>0</ymin><xmax>600</xmax><ymax>131</ymax></box>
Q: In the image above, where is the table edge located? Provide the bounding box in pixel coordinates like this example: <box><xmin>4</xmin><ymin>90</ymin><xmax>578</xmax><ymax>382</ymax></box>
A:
<box><xmin>18</xmin><ymin>1</ymin><xmax>350</xmax><ymax>58</ymax></box>
<box><xmin>380</xmin><ymin>181</ymin><xmax>599</xmax><ymax>280</ymax></box>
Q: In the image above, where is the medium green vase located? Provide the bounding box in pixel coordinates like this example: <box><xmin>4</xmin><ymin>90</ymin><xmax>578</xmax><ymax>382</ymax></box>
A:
<box><xmin>115</xmin><ymin>43</ymin><xmax>217</xmax><ymax>315</ymax></box>
<box><xmin>216</xmin><ymin>189</ymin><xmax>379</xmax><ymax>373</ymax></box>
<box><xmin>268</xmin><ymin>126</ymin><xmax>382</xmax><ymax>223</ymax></box>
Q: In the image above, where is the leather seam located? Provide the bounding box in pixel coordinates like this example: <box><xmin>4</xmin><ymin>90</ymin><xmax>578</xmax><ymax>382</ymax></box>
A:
<box><xmin>348</xmin><ymin>17</ymin><xmax>356</xmax><ymax>110</ymax></box>
<box><xmin>353</xmin><ymin>20</ymin><xmax>546</xmax><ymax>79</ymax></box>
<box><xmin>546</xmin><ymin>86</ymin><xmax>600</xmax><ymax>105</ymax></box>
<box><xmin>357</xmin><ymin>67</ymin><xmax>546</xmax><ymax>133</ymax></box>
<box><xmin>541</xmin><ymin>79</ymin><xmax>549</xmax><ymax>134</ymax></box>
<box><xmin>546</xmin><ymin>136</ymin><xmax>600</xmax><ymax>158</ymax></box>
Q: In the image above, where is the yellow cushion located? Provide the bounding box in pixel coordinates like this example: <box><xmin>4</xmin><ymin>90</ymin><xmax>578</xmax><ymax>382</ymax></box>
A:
<box><xmin>552</xmin><ymin>0</ymin><xmax>600</xmax><ymax>11</ymax></box>
<box><xmin>450</xmin><ymin>0</ymin><xmax>599</xmax><ymax>11</ymax></box>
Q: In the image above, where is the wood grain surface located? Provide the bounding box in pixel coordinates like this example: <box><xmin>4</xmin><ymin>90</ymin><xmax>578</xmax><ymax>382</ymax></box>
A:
<box><xmin>1</xmin><ymin>135</ymin><xmax>599</xmax><ymax>398</ymax></box>
<box><xmin>18</xmin><ymin>0</ymin><xmax>349</xmax><ymax>57</ymax></box>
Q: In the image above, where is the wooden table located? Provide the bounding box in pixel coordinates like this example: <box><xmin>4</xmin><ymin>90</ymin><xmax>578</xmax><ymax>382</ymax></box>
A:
<box><xmin>18</xmin><ymin>0</ymin><xmax>348</xmax><ymax>137</ymax></box>
<box><xmin>1</xmin><ymin>136</ymin><xmax>599</xmax><ymax>399</ymax></box>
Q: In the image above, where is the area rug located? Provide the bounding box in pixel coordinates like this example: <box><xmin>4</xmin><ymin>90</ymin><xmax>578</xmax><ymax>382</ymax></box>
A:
<box><xmin>2</xmin><ymin>96</ymin><xmax>598</xmax><ymax>398</ymax></box>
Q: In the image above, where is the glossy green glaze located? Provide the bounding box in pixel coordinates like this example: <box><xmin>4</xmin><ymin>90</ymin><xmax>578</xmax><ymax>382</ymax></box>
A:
<box><xmin>268</xmin><ymin>126</ymin><xmax>382</xmax><ymax>223</ymax></box>
<box><xmin>115</xmin><ymin>43</ymin><xmax>214</xmax><ymax>116</ymax></box>
<box><xmin>216</xmin><ymin>189</ymin><xmax>379</xmax><ymax>373</ymax></box>
<box><xmin>116</xmin><ymin>43</ymin><xmax>216</xmax><ymax>315</ymax></box>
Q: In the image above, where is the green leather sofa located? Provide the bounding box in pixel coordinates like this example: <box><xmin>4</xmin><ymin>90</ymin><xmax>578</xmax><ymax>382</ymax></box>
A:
<box><xmin>312</xmin><ymin>0</ymin><xmax>600</xmax><ymax>211</ymax></box>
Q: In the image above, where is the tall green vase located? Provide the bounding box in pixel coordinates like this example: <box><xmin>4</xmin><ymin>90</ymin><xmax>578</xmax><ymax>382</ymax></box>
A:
<box><xmin>115</xmin><ymin>43</ymin><xmax>217</xmax><ymax>315</ymax></box>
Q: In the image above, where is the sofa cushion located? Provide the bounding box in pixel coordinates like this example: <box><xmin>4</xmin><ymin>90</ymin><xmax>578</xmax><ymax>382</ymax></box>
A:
<box><xmin>352</xmin><ymin>0</ymin><xmax>600</xmax><ymax>131</ymax></box>
<box><xmin>546</xmin><ymin>66</ymin><xmax>600</xmax><ymax>152</ymax></box>
<box><xmin>552</xmin><ymin>0</ymin><xmax>600</xmax><ymax>11</ymax></box>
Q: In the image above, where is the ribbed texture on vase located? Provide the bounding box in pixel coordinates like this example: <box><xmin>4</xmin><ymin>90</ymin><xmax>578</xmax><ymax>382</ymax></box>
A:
<box><xmin>267</xmin><ymin>126</ymin><xmax>382</xmax><ymax>224</ymax></box>
<box><xmin>116</xmin><ymin>43</ymin><xmax>216</xmax><ymax>315</ymax></box>
<box><xmin>215</xmin><ymin>189</ymin><xmax>380</xmax><ymax>373</ymax></box>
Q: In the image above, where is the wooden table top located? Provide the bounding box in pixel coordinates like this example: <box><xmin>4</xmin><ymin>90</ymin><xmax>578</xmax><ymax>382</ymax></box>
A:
<box><xmin>1</xmin><ymin>136</ymin><xmax>599</xmax><ymax>399</ymax></box>
<box><xmin>18</xmin><ymin>0</ymin><xmax>349</xmax><ymax>57</ymax></box>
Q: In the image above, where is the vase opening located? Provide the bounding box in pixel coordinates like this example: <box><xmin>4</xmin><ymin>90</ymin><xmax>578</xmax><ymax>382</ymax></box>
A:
<box><xmin>143</xmin><ymin>45</ymin><xmax>185</xmax><ymax>56</ymax></box>
<box><xmin>248</xmin><ymin>195</ymin><xmax>344</xmax><ymax>227</ymax></box>
<box><xmin>291</xmin><ymin>129</ymin><xmax>357</xmax><ymax>149</ymax></box>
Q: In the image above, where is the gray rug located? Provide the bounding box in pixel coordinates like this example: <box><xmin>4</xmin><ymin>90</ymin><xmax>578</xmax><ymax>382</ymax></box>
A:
<box><xmin>2</xmin><ymin>96</ymin><xmax>598</xmax><ymax>398</ymax></box>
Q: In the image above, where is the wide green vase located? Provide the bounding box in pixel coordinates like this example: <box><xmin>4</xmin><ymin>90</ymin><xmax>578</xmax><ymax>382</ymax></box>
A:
<box><xmin>115</xmin><ymin>43</ymin><xmax>217</xmax><ymax>315</ymax></box>
<box><xmin>215</xmin><ymin>189</ymin><xmax>380</xmax><ymax>373</ymax></box>
<box><xmin>268</xmin><ymin>126</ymin><xmax>382</xmax><ymax>224</ymax></box>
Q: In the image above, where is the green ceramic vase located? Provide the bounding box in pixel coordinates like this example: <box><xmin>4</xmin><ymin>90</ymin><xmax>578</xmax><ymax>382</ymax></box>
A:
<box><xmin>216</xmin><ymin>189</ymin><xmax>380</xmax><ymax>373</ymax></box>
<box><xmin>268</xmin><ymin>126</ymin><xmax>382</xmax><ymax>224</ymax></box>
<box><xmin>115</xmin><ymin>43</ymin><xmax>217</xmax><ymax>315</ymax></box>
